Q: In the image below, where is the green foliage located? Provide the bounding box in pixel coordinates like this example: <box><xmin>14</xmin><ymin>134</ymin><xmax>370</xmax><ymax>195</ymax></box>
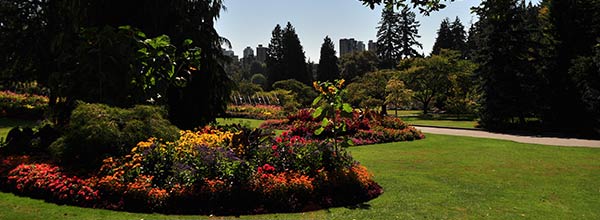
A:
<box><xmin>266</xmin><ymin>22</ymin><xmax>311</xmax><ymax>86</ymax></box>
<box><xmin>311</xmin><ymin>80</ymin><xmax>355</xmax><ymax>149</ymax></box>
<box><xmin>346</xmin><ymin>70</ymin><xmax>394</xmax><ymax>114</ymax></box>
<box><xmin>473</xmin><ymin>0</ymin><xmax>547</xmax><ymax>128</ymax></box>
<box><xmin>385</xmin><ymin>78</ymin><xmax>413</xmax><ymax>115</ymax></box>
<box><xmin>49</xmin><ymin>102</ymin><xmax>179</xmax><ymax>170</ymax></box>
<box><xmin>340</xmin><ymin>51</ymin><xmax>379</xmax><ymax>82</ymax></box>
<box><xmin>359</xmin><ymin>0</ymin><xmax>455</xmax><ymax>15</ymax></box>
<box><xmin>399</xmin><ymin>49</ymin><xmax>475</xmax><ymax>115</ymax></box>
<box><xmin>250</xmin><ymin>73</ymin><xmax>268</xmax><ymax>89</ymax></box>
<box><xmin>0</xmin><ymin>91</ymin><xmax>49</xmax><ymax>119</ymax></box>
<box><xmin>432</xmin><ymin>17</ymin><xmax>467</xmax><ymax>56</ymax></box>
<box><xmin>272</xmin><ymin>79</ymin><xmax>318</xmax><ymax>107</ymax></box>
<box><xmin>376</xmin><ymin>6</ymin><xmax>422</xmax><ymax>68</ymax></box>
<box><xmin>317</xmin><ymin>36</ymin><xmax>340</xmax><ymax>81</ymax></box>
<box><xmin>256</xmin><ymin>89</ymin><xmax>300</xmax><ymax>113</ymax></box>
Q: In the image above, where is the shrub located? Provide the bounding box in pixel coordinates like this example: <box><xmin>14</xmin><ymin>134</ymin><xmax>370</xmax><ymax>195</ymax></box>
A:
<box><xmin>227</xmin><ymin>104</ymin><xmax>286</xmax><ymax>120</ymax></box>
<box><xmin>1</xmin><ymin>123</ymin><xmax>60</xmax><ymax>155</ymax></box>
<box><xmin>0</xmin><ymin>90</ymin><xmax>48</xmax><ymax>119</ymax></box>
<box><xmin>49</xmin><ymin>102</ymin><xmax>179</xmax><ymax>170</ymax></box>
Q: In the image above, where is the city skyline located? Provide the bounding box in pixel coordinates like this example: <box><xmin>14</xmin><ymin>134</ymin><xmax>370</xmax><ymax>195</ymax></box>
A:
<box><xmin>215</xmin><ymin>0</ymin><xmax>485</xmax><ymax>61</ymax></box>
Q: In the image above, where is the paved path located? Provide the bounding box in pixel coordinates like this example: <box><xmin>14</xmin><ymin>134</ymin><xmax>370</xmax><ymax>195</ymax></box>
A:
<box><xmin>415</xmin><ymin>126</ymin><xmax>600</xmax><ymax>148</ymax></box>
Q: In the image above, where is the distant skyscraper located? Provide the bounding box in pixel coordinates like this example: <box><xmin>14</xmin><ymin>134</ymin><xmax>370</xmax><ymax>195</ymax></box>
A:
<box><xmin>356</xmin><ymin>41</ymin><xmax>366</xmax><ymax>52</ymax></box>
<box><xmin>340</xmin><ymin>38</ymin><xmax>368</xmax><ymax>57</ymax></box>
<box><xmin>339</xmin><ymin>38</ymin><xmax>356</xmax><ymax>57</ymax></box>
<box><xmin>256</xmin><ymin>44</ymin><xmax>267</xmax><ymax>62</ymax></box>
<box><xmin>368</xmin><ymin>40</ymin><xmax>377</xmax><ymax>53</ymax></box>
<box><xmin>243</xmin><ymin>46</ymin><xmax>254</xmax><ymax>58</ymax></box>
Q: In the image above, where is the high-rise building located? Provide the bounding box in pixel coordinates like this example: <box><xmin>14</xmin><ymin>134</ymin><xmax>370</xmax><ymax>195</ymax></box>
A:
<box><xmin>340</xmin><ymin>38</ymin><xmax>368</xmax><ymax>57</ymax></box>
<box><xmin>368</xmin><ymin>40</ymin><xmax>377</xmax><ymax>53</ymax></box>
<box><xmin>243</xmin><ymin>46</ymin><xmax>254</xmax><ymax>58</ymax></box>
<box><xmin>339</xmin><ymin>38</ymin><xmax>356</xmax><ymax>57</ymax></box>
<box><xmin>222</xmin><ymin>48</ymin><xmax>238</xmax><ymax>61</ymax></box>
<box><xmin>256</xmin><ymin>44</ymin><xmax>267</xmax><ymax>62</ymax></box>
<box><xmin>356</xmin><ymin>41</ymin><xmax>366</xmax><ymax>52</ymax></box>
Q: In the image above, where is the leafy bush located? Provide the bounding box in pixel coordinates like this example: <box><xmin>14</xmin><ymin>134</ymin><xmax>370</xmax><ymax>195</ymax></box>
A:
<box><xmin>0</xmin><ymin>90</ymin><xmax>48</xmax><ymax>119</ymax></box>
<box><xmin>272</xmin><ymin>79</ymin><xmax>318</xmax><ymax>107</ymax></box>
<box><xmin>1</xmin><ymin>123</ymin><xmax>60</xmax><ymax>155</ymax></box>
<box><xmin>49</xmin><ymin>102</ymin><xmax>179</xmax><ymax>170</ymax></box>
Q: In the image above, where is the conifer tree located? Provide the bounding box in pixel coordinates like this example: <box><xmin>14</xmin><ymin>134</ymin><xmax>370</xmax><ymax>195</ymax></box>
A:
<box><xmin>266</xmin><ymin>24</ymin><xmax>284</xmax><ymax>87</ymax></box>
<box><xmin>281</xmin><ymin>22</ymin><xmax>311</xmax><ymax>84</ymax></box>
<box><xmin>397</xmin><ymin>6</ymin><xmax>423</xmax><ymax>59</ymax></box>
<box><xmin>317</xmin><ymin>36</ymin><xmax>340</xmax><ymax>81</ymax></box>
<box><xmin>376</xmin><ymin>7</ymin><xmax>401</xmax><ymax>69</ymax></box>
<box><xmin>449</xmin><ymin>17</ymin><xmax>468</xmax><ymax>56</ymax></box>
<box><xmin>431</xmin><ymin>18</ymin><xmax>452</xmax><ymax>55</ymax></box>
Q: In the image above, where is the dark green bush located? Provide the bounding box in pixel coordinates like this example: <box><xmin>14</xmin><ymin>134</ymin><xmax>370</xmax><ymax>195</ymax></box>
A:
<box><xmin>49</xmin><ymin>102</ymin><xmax>179</xmax><ymax>170</ymax></box>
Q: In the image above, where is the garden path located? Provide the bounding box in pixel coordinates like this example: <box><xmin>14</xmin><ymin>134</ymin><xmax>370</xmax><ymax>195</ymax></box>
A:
<box><xmin>415</xmin><ymin>126</ymin><xmax>600</xmax><ymax>148</ymax></box>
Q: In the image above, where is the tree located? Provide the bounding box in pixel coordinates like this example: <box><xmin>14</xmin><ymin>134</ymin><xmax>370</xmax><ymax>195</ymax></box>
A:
<box><xmin>399</xmin><ymin>50</ymin><xmax>474</xmax><ymax>115</ymax></box>
<box><xmin>346</xmin><ymin>70</ymin><xmax>394</xmax><ymax>114</ymax></box>
<box><xmin>472</xmin><ymin>0</ymin><xmax>544</xmax><ymax>128</ymax></box>
<box><xmin>433</xmin><ymin>17</ymin><xmax>467</xmax><ymax>56</ymax></box>
<box><xmin>1</xmin><ymin>0</ymin><xmax>234</xmax><ymax>129</ymax></box>
<box><xmin>272</xmin><ymin>79</ymin><xmax>317</xmax><ymax>107</ymax></box>
<box><xmin>397</xmin><ymin>6</ymin><xmax>423</xmax><ymax>59</ymax></box>
<box><xmin>359</xmin><ymin>0</ymin><xmax>455</xmax><ymax>15</ymax></box>
<box><xmin>431</xmin><ymin>18</ymin><xmax>452</xmax><ymax>56</ymax></box>
<box><xmin>266</xmin><ymin>22</ymin><xmax>311</xmax><ymax>86</ymax></box>
<box><xmin>385</xmin><ymin>78</ymin><xmax>413</xmax><ymax>116</ymax></box>
<box><xmin>376</xmin><ymin>7</ymin><xmax>401</xmax><ymax>69</ymax></box>
<box><xmin>266</xmin><ymin>24</ymin><xmax>285</xmax><ymax>88</ymax></box>
<box><xmin>282</xmin><ymin>22</ymin><xmax>311</xmax><ymax>85</ymax></box>
<box><xmin>317</xmin><ymin>36</ymin><xmax>340</xmax><ymax>81</ymax></box>
<box><xmin>340</xmin><ymin>51</ymin><xmax>379</xmax><ymax>82</ymax></box>
<box><xmin>449</xmin><ymin>17</ymin><xmax>468</xmax><ymax>56</ymax></box>
<box><xmin>544</xmin><ymin>0</ymin><xmax>600</xmax><ymax>134</ymax></box>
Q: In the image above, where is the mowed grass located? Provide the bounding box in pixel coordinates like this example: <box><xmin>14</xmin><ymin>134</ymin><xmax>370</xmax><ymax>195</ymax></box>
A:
<box><xmin>0</xmin><ymin>118</ymin><xmax>599</xmax><ymax>219</ymax></box>
<box><xmin>216</xmin><ymin>117</ymin><xmax>265</xmax><ymax>129</ymax></box>
<box><xmin>392</xmin><ymin>110</ymin><xmax>480</xmax><ymax>129</ymax></box>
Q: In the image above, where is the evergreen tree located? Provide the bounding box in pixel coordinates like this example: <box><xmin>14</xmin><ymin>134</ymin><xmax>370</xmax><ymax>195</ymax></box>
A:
<box><xmin>473</xmin><ymin>0</ymin><xmax>542</xmax><ymax>128</ymax></box>
<box><xmin>376</xmin><ymin>7</ymin><xmax>401</xmax><ymax>69</ymax></box>
<box><xmin>431</xmin><ymin>18</ymin><xmax>452</xmax><ymax>55</ymax></box>
<box><xmin>281</xmin><ymin>22</ymin><xmax>311</xmax><ymax>84</ymax></box>
<box><xmin>266</xmin><ymin>22</ymin><xmax>310</xmax><ymax>86</ymax></box>
<box><xmin>449</xmin><ymin>17</ymin><xmax>468</xmax><ymax>56</ymax></box>
<box><xmin>465</xmin><ymin>23</ymin><xmax>480</xmax><ymax>60</ymax></box>
<box><xmin>397</xmin><ymin>6</ymin><xmax>423</xmax><ymax>59</ymax></box>
<box><xmin>545</xmin><ymin>0</ymin><xmax>600</xmax><ymax>134</ymax></box>
<box><xmin>266</xmin><ymin>24</ymin><xmax>285</xmax><ymax>88</ymax></box>
<box><xmin>317</xmin><ymin>36</ymin><xmax>340</xmax><ymax>81</ymax></box>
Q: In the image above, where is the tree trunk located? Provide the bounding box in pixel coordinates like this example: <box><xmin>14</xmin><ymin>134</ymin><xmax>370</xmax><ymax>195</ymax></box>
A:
<box><xmin>381</xmin><ymin>104</ymin><xmax>387</xmax><ymax>116</ymax></box>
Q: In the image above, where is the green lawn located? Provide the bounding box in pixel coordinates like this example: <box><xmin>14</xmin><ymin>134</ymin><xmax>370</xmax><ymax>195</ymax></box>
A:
<box><xmin>392</xmin><ymin>110</ymin><xmax>479</xmax><ymax>129</ymax></box>
<box><xmin>0</xmin><ymin>118</ymin><xmax>38</xmax><ymax>139</ymax></box>
<box><xmin>1</xmin><ymin>118</ymin><xmax>599</xmax><ymax>219</ymax></box>
<box><xmin>216</xmin><ymin>117</ymin><xmax>266</xmax><ymax>129</ymax></box>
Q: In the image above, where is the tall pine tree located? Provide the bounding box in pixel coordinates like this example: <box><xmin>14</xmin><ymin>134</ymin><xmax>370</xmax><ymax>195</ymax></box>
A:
<box><xmin>431</xmin><ymin>18</ymin><xmax>452</xmax><ymax>55</ymax></box>
<box><xmin>317</xmin><ymin>36</ymin><xmax>340</xmax><ymax>81</ymax></box>
<box><xmin>473</xmin><ymin>0</ymin><xmax>543</xmax><ymax>128</ymax></box>
<box><xmin>266</xmin><ymin>24</ymin><xmax>284</xmax><ymax>88</ymax></box>
<box><xmin>376</xmin><ymin>7</ymin><xmax>401</xmax><ymax>69</ymax></box>
<box><xmin>432</xmin><ymin>17</ymin><xmax>467</xmax><ymax>56</ymax></box>
<box><xmin>282</xmin><ymin>22</ymin><xmax>311</xmax><ymax>84</ymax></box>
<box><xmin>397</xmin><ymin>6</ymin><xmax>423</xmax><ymax>59</ymax></box>
<box><xmin>449</xmin><ymin>17</ymin><xmax>468</xmax><ymax>56</ymax></box>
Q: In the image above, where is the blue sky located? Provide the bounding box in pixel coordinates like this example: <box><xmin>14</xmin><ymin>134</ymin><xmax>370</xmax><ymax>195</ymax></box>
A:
<box><xmin>215</xmin><ymin>0</ymin><xmax>539</xmax><ymax>61</ymax></box>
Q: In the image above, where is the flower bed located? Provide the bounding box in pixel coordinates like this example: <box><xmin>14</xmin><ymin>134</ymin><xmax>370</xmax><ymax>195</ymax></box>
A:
<box><xmin>226</xmin><ymin>104</ymin><xmax>286</xmax><ymax>120</ymax></box>
<box><xmin>0</xmin><ymin>90</ymin><xmax>49</xmax><ymax>119</ymax></box>
<box><xmin>261</xmin><ymin>109</ymin><xmax>425</xmax><ymax>145</ymax></box>
<box><xmin>0</xmin><ymin>125</ymin><xmax>382</xmax><ymax>214</ymax></box>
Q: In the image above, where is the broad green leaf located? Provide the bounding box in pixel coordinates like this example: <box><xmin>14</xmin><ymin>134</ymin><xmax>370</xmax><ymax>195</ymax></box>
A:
<box><xmin>314</xmin><ymin>127</ymin><xmax>324</xmax><ymax>135</ymax></box>
<box><xmin>312</xmin><ymin>96</ymin><xmax>322</xmax><ymax>106</ymax></box>
<box><xmin>312</xmin><ymin>107</ymin><xmax>323</xmax><ymax>118</ymax></box>
<box><xmin>342</xmin><ymin>103</ymin><xmax>353</xmax><ymax>113</ymax></box>
<box><xmin>183</xmin><ymin>39</ymin><xmax>193</xmax><ymax>46</ymax></box>
<box><xmin>321</xmin><ymin>118</ymin><xmax>329</xmax><ymax>127</ymax></box>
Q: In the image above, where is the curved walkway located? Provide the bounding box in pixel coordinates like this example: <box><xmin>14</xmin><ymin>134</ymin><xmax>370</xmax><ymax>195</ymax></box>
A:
<box><xmin>415</xmin><ymin>126</ymin><xmax>600</xmax><ymax>148</ymax></box>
